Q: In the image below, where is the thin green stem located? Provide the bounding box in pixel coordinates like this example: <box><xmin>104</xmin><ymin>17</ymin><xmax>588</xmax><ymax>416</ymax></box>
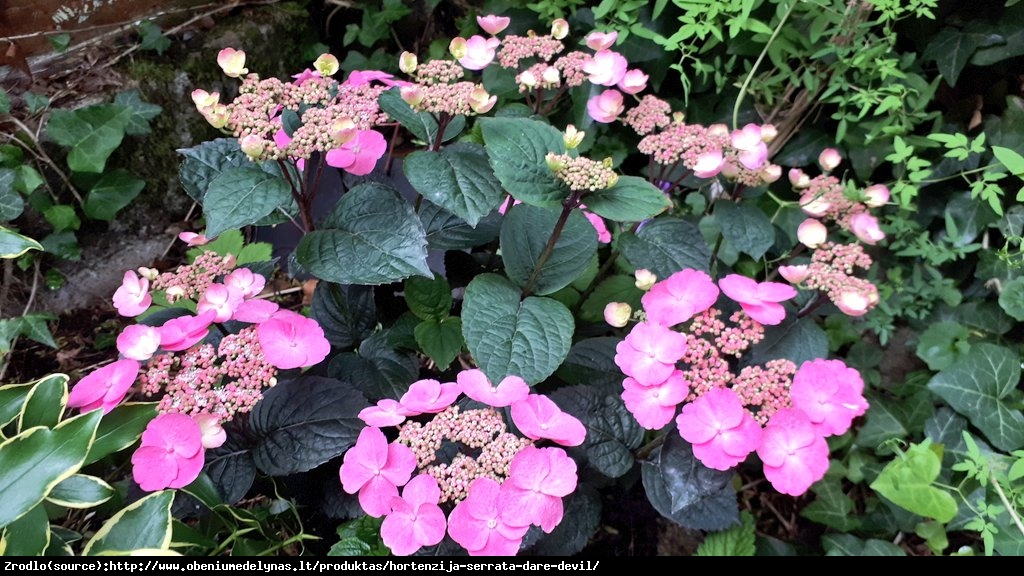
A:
<box><xmin>990</xmin><ymin>472</ymin><xmax>1024</xmax><ymax>539</ymax></box>
<box><xmin>732</xmin><ymin>0</ymin><xmax>797</xmax><ymax>130</ymax></box>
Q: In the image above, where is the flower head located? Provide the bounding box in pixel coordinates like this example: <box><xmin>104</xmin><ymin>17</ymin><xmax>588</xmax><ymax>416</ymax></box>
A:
<box><xmin>456</xmin><ymin>35</ymin><xmax>500</xmax><ymax>70</ymax></box>
<box><xmin>614</xmin><ymin>321</ymin><xmax>688</xmax><ymax>386</ymax></box>
<box><xmin>587</xmin><ymin>89</ymin><xmax>624</xmax><ymax>123</ymax></box>
<box><xmin>256</xmin><ymin>309</ymin><xmax>330</xmax><ymax>370</ymax></box>
<box><xmin>68</xmin><ymin>358</ymin><xmax>141</xmax><ymax>415</ymax></box>
<box><xmin>457</xmin><ymin>370</ymin><xmax>529</xmax><ymax>408</ymax></box>
<box><xmin>131</xmin><ymin>413</ymin><xmax>205</xmax><ymax>491</ymax></box>
<box><xmin>477</xmin><ymin>14</ymin><xmax>511</xmax><ymax>35</ymax></box>
<box><xmin>216</xmin><ymin>47</ymin><xmax>247</xmax><ymax>78</ymax></box>
<box><xmin>676</xmin><ymin>386</ymin><xmax>762</xmax><ymax>470</ymax></box>
<box><xmin>448</xmin><ymin>477</ymin><xmax>529</xmax><ymax>556</ymax></box>
<box><xmin>641</xmin><ymin>269</ymin><xmax>720</xmax><ymax>327</ymax></box>
<box><xmin>510</xmin><ymin>394</ymin><xmax>586</xmax><ymax>446</ymax></box>
<box><xmin>380</xmin><ymin>474</ymin><xmax>447</xmax><ymax>556</ymax></box>
<box><xmin>325</xmin><ymin>129</ymin><xmax>387</xmax><ymax>176</ymax></box>
<box><xmin>790</xmin><ymin>359</ymin><xmax>869</xmax><ymax>437</ymax></box>
<box><xmin>718</xmin><ymin>274</ymin><xmax>797</xmax><ymax>326</ymax></box>
<box><xmin>586</xmin><ymin>31</ymin><xmax>618</xmax><ymax>51</ymax></box>
<box><xmin>621</xmin><ymin>371</ymin><xmax>689</xmax><ymax>430</ymax></box>
<box><xmin>497</xmin><ymin>446</ymin><xmax>578</xmax><ymax>532</ymax></box>
<box><xmin>158</xmin><ymin>311</ymin><xmax>215</xmax><ymax>352</ymax></box>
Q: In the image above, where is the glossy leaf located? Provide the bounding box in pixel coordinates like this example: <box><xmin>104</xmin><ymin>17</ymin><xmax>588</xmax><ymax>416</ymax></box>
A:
<box><xmin>403</xmin><ymin>143</ymin><xmax>504</xmax><ymax>227</ymax></box>
<box><xmin>0</xmin><ymin>504</ymin><xmax>49</xmax><ymax>556</ymax></box>
<box><xmin>0</xmin><ymin>225</ymin><xmax>43</xmax><ymax>259</ymax></box>
<box><xmin>310</xmin><ymin>282</ymin><xmax>377</xmax><ymax>349</ymax></box>
<box><xmin>870</xmin><ymin>440</ymin><xmax>958</xmax><ymax>523</ymax></box>
<box><xmin>714</xmin><ymin>200</ymin><xmax>775</xmax><ymax>260</ymax></box>
<box><xmin>550</xmin><ymin>385</ymin><xmax>643</xmax><ymax>478</ymax></box>
<box><xmin>555</xmin><ymin>337</ymin><xmax>625</xmax><ymax>391</ymax></box>
<box><xmin>404</xmin><ymin>275</ymin><xmax>452</xmax><ymax>322</ymax></box>
<box><xmin>0</xmin><ymin>169</ymin><xmax>23</xmax><ymax>221</ymax></box>
<box><xmin>419</xmin><ymin>200</ymin><xmax>501</xmax><ymax>251</ymax></box>
<box><xmin>84</xmin><ymin>402</ymin><xmax>158</xmax><ymax>465</ymax></box>
<box><xmin>177</xmin><ymin>138</ymin><xmax>249</xmax><ymax>203</ymax></box>
<box><xmin>583</xmin><ymin>175</ymin><xmax>671</xmax><ymax>222</ymax></box>
<box><xmin>83</xmin><ymin>490</ymin><xmax>174</xmax><ymax>555</ymax></box>
<box><xmin>0</xmin><ymin>382</ymin><xmax>32</xmax><ymax>427</ymax></box>
<box><xmin>500</xmin><ymin>204</ymin><xmax>598</xmax><ymax>296</ymax></box>
<box><xmin>414</xmin><ymin>317</ymin><xmax>463</xmax><ymax>371</ymax></box>
<box><xmin>205</xmin><ymin>431</ymin><xmax>257</xmax><ymax>505</ymax></box>
<box><xmin>47</xmin><ymin>474</ymin><xmax>115</xmax><ymax>508</ymax></box>
<box><xmin>619</xmin><ymin>217</ymin><xmax>712</xmax><ymax>277</ymax></box>
<box><xmin>822</xmin><ymin>534</ymin><xmax>906</xmax><ymax>556</ymax></box>
<box><xmin>479</xmin><ymin>116</ymin><xmax>567</xmax><ymax>208</ymax></box>
<box><xmin>202</xmin><ymin>166</ymin><xmax>291</xmax><ymax>239</ymax></box>
<box><xmin>19</xmin><ymin>373</ymin><xmax>67</xmax><ymax>430</ymax></box>
<box><xmin>328</xmin><ymin>331</ymin><xmax>420</xmax><ymax>402</ymax></box>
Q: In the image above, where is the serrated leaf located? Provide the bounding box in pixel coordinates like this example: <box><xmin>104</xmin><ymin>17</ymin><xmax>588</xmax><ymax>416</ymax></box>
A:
<box><xmin>744</xmin><ymin>317</ymin><xmax>828</xmax><ymax>368</ymax></box>
<box><xmin>619</xmin><ymin>217</ymin><xmax>712</xmax><ymax>277</ymax></box>
<box><xmin>47</xmin><ymin>104</ymin><xmax>132</xmax><ymax>173</ymax></box>
<box><xmin>695</xmin><ymin>511</ymin><xmax>756</xmax><ymax>556</ymax></box>
<box><xmin>403</xmin><ymin>143</ymin><xmax>504</xmax><ymax>226</ymax></box>
<box><xmin>113</xmin><ymin>90</ymin><xmax>162</xmax><ymax>136</ymax></box>
<box><xmin>549</xmin><ymin>385</ymin><xmax>644</xmax><ymax>478</ymax></box>
<box><xmin>84</xmin><ymin>169</ymin><xmax>145</xmax><ymax>221</ymax></box>
<box><xmin>0</xmin><ymin>226</ymin><xmax>43</xmax><ymax>258</ymax></box>
<box><xmin>479</xmin><ymin>117</ymin><xmax>567</xmax><ymax>208</ymax></box>
<box><xmin>500</xmin><ymin>204</ymin><xmax>597</xmax><ymax>296</ymax></box>
<box><xmin>328</xmin><ymin>331</ymin><xmax>420</xmax><ymax>402</ymax></box>
<box><xmin>84</xmin><ymin>402</ymin><xmax>158</xmax><ymax>465</ymax></box>
<box><xmin>0</xmin><ymin>410</ymin><xmax>102</xmax><ymax>528</ymax></box>
<box><xmin>555</xmin><ymin>337</ymin><xmax>625</xmax><ymax>390</ymax></box>
<box><xmin>177</xmin><ymin>139</ymin><xmax>250</xmax><ymax>203</ymax></box>
<box><xmin>202</xmin><ymin>166</ymin><xmax>291</xmax><ymax>238</ymax></box>
<box><xmin>47</xmin><ymin>474</ymin><xmax>114</xmax><ymax>508</ymax></box>
<box><xmin>310</xmin><ymin>282</ymin><xmax>377</xmax><ymax>349</ymax></box>
<box><xmin>419</xmin><ymin>200</ymin><xmax>501</xmax><ymax>250</ymax></box>
<box><xmin>249</xmin><ymin>376</ymin><xmax>368</xmax><ymax>475</ymax></box>
<box><xmin>870</xmin><ymin>440</ymin><xmax>958</xmax><ymax>523</ymax></box>
<box><xmin>462</xmin><ymin>273</ymin><xmax>574</xmax><ymax>385</ymax></box>
<box><xmin>642</xmin><ymin>432</ymin><xmax>739</xmax><ymax>531</ymax></box>
<box><xmin>822</xmin><ymin>534</ymin><xmax>906</xmax><ymax>556</ymax></box>
<box><xmin>83</xmin><ymin>490</ymin><xmax>174</xmax><ymax>555</ymax></box>
<box><xmin>296</xmin><ymin>182</ymin><xmax>430</xmax><ymax>285</ymax></box>
<box><xmin>404</xmin><ymin>275</ymin><xmax>452</xmax><ymax>321</ymax></box>
<box><xmin>715</xmin><ymin>200</ymin><xmax>775</xmax><ymax>260</ymax></box>
<box><xmin>205</xmin><ymin>430</ymin><xmax>256</xmax><ymax>505</ymax></box>
<box><xmin>414</xmin><ymin>317</ymin><xmax>463</xmax><ymax>370</ymax></box>
<box><xmin>583</xmin><ymin>175</ymin><xmax>672</xmax><ymax>222</ymax></box>
<box><xmin>19</xmin><ymin>373</ymin><xmax>67</xmax><ymax>430</ymax></box>
<box><xmin>927</xmin><ymin>343</ymin><xmax>1024</xmax><ymax>452</ymax></box>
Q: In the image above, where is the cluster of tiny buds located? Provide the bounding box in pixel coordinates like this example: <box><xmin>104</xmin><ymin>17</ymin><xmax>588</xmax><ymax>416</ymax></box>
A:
<box><xmin>730</xmin><ymin>359</ymin><xmax>798</xmax><ymax>425</ymax></box>
<box><xmin>497</xmin><ymin>33</ymin><xmax>565</xmax><ymax>69</ymax></box>
<box><xmin>546</xmin><ymin>153</ymin><xmax>619</xmax><ymax>191</ymax></box>
<box><xmin>152</xmin><ymin>251</ymin><xmax>236</xmax><ymax>303</ymax></box>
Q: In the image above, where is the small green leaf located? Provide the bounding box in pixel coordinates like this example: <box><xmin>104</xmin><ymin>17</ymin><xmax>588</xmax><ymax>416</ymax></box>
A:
<box><xmin>0</xmin><ymin>171</ymin><xmax>24</xmax><ymax>221</ymax></box>
<box><xmin>462</xmin><ymin>273</ymin><xmax>574</xmax><ymax>385</ymax></box>
<box><xmin>695</xmin><ymin>511</ymin><xmax>756</xmax><ymax>556</ymax></box>
<box><xmin>84</xmin><ymin>169</ymin><xmax>145</xmax><ymax>221</ymax></box>
<box><xmin>404</xmin><ymin>275</ymin><xmax>452</xmax><ymax>321</ymax></box>
<box><xmin>997</xmin><ymin>276</ymin><xmax>1024</xmax><ymax>321</ymax></box>
<box><xmin>329</xmin><ymin>516</ymin><xmax>388</xmax><ymax>556</ymax></box>
<box><xmin>113</xmin><ymin>90</ymin><xmax>162</xmax><ymax>136</ymax></box>
<box><xmin>915</xmin><ymin>321</ymin><xmax>971</xmax><ymax>371</ymax></box>
<box><xmin>202</xmin><ymin>166</ymin><xmax>290</xmax><ymax>238</ymax></box>
<box><xmin>43</xmin><ymin>205</ymin><xmax>80</xmax><ymax>232</ymax></box>
<box><xmin>47</xmin><ymin>474</ymin><xmax>115</xmax><ymax>508</ymax></box>
<box><xmin>479</xmin><ymin>116</ymin><xmax>567</xmax><ymax>208</ymax></box>
<box><xmin>500</xmin><ymin>204</ymin><xmax>598</xmax><ymax>296</ymax></box>
<box><xmin>136</xmin><ymin>20</ymin><xmax>171</xmax><ymax>55</ymax></box>
<box><xmin>583</xmin><ymin>175</ymin><xmax>672</xmax><ymax>222</ymax></box>
<box><xmin>715</xmin><ymin>200</ymin><xmax>775</xmax><ymax>260</ymax></box>
<box><xmin>15</xmin><ymin>165</ymin><xmax>44</xmax><ymax>195</ymax></box>
<box><xmin>83</xmin><ymin>490</ymin><xmax>174</xmax><ymax>555</ymax></box>
<box><xmin>403</xmin><ymin>144</ymin><xmax>504</xmax><ymax>227</ymax></box>
<box><xmin>296</xmin><ymin>182</ymin><xmax>430</xmax><ymax>285</ymax></box>
<box><xmin>24</xmin><ymin>92</ymin><xmax>48</xmax><ymax>114</ymax></box>
<box><xmin>19</xmin><ymin>373</ymin><xmax>67</xmax><ymax>430</ymax></box>
<box><xmin>414</xmin><ymin>317</ymin><xmax>463</xmax><ymax>370</ymax></box>
<box><xmin>800</xmin><ymin>476</ymin><xmax>861</xmax><ymax>531</ymax></box>
<box><xmin>47</xmin><ymin>104</ymin><xmax>132</xmax><ymax>173</ymax></box>
<box><xmin>869</xmin><ymin>440</ymin><xmax>959</xmax><ymax>523</ymax></box>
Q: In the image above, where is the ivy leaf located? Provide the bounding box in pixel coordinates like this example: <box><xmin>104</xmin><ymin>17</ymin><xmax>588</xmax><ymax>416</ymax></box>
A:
<box><xmin>997</xmin><ymin>276</ymin><xmax>1024</xmax><ymax>321</ymax></box>
<box><xmin>800</xmin><ymin>476</ymin><xmax>861</xmax><ymax>531</ymax></box>
<box><xmin>113</xmin><ymin>90</ymin><xmax>162</xmax><ymax>136</ymax></box>
<box><xmin>479</xmin><ymin>117</ymin><xmax>567</xmax><ymax>208</ymax></box>
<box><xmin>462</xmin><ymin>273</ymin><xmax>574</xmax><ymax>385</ymax></box>
<box><xmin>870</xmin><ymin>440</ymin><xmax>958</xmax><ymax>523</ymax></box>
<box><xmin>915</xmin><ymin>321</ymin><xmax>971</xmax><ymax>371</ymax></box>
<box><xmin>296</xmin><ymin>182</ymin><xmax>431</xmax><ymax>285</ymax></box>
<box><xmin>46</xmin><ymin>104</ymin><xmax>132</xmax><ymax>173</ymax></box>
<box><xmin>641</xmin><ymin>432</ymin><xmax>739</xmax><ymax>531</ymax></box>
<box><xmin>822</xmin><ymin>534</ymin><xmax>906</xmax><ymax>556</ymax></box>
<box><xmin>202</xmin><ymin>166</ymin><xmax>290</xmax><ymax>238</ymax></box>
<box><xmin>500</xmin><ymin>204</ymin><xmax>598</xmax><ymax>296</ymax></box>
<box><xmin>583</xmin><ymin>175</ymin><xmax>671</xmax><ymax>222</ymax></box>
<box><xmin>922</xmin><ymin>27</ymin><xmax>998</xmax><ymax>87</ymax></box>
<box><xmin>403</xmin><ymin>143</ymin><xmax>504</xmax><ymax>227</ymax></box>
<box><xmin>619</xmin><ymin>217</ymin><xmax>712</xmax><ymax>277</ymax></box>
<box><xmin>927</xmin><ymin>343</ymin><xmax>1024</xmax><ymax>452</ymax></box>
<box><xmin>84</xmin><ymin>169</ymin><xmax>146</xmax><ymax>221</ymax></box>
<box><xmin>695</xmin><ymin>511</ymin><xmax>756</xmax><ymax>556</ymax></box>
<box><xmin>0</xmin><ymin>169</ymin><xmax>24</xmax><ymax>221</ymax></box>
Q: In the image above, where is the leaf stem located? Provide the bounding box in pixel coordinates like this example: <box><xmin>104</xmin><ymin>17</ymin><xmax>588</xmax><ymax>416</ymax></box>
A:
<box><xmin>521</xmin><ymin>192</ymin><xmax>582</xmax><ymax>298</ymax></box>
<box><xmin>732</xmin><ymin>0</ymin><xmax>797</xmax><ymax>130</ymax></box>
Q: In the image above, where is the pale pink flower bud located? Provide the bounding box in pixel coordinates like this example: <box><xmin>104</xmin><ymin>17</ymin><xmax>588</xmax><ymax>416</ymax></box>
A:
<box><xmin>195</xmin><ymin>414</ymin><xmax>227</xmax><ymax>449</ymax></box>
<box><xmin>202</xmin><ymin>104</ymin><xmax>229</xmax><ymax>129</ymax></box>
<box><xmin>399</xmin><ymin>51</ymin><xmax>418</xmax><ymax>74</ymax></box>
<box><xmin>693</xmin><ymin>149</ymin><xmax>725</xmax><ymax>179</ymax></box>
<box><xmin>797</xmin><ymin>218</ymin><xmax>828</xmax><ymax>248</ymax></box>
<box><xmin>617</xmin><ymin>69</ymin><xmax>649</xmax><ymax>95</ymax></box>
<box><xmin>788</xmin><ymin>168</ymin><xmax>811</xmax><ymax>188</ymax></box>
<box><xmin>587</xmin><ymin>89</ymin><xmax>624</xmax><ymax>123</ymax></box>
<box><xmin>191</xmin><ymin>89</ymin><xmax>219</xmax><ymax>110</ymax></box>
<box><xmin>400</xmin><ymin>85</ymin><xmax>424</xmax><ymax>108</ymax></box>
<box><xmin>477</xmin><ymin>14</ymin><xmax>511</xmax><ymax>35</ymax></box>
<box><xmin>800</xmin><ymin>192</ymin><xmax>831</xmax><ymax>217</ymax></box>
<box><xmin>216</xmin><ymin>47</ymin><xmax>247</xmax><ymax>78</ymax></box>
<box><xmin>563</xmin><ymin>125</ymin><xmax>585</xmax><ymax>149</ymax></box>
<box><xmin>634</xmin><ymin>269</ymin><xmax>657</xmax><ymax>291</ymax></box>
<box><xmin>836</xmin><ymin>290</ymin><xmax>870</xmax><ymax>317</ymax></box>
<box><xmin>778</xmin><ymin>264</ymin><xmax>810</xmax><ymax>284</ymax></box>
<box><xmin>239</xmin><ymin>134</ymin><xmax>266</xmax><ymax>159</ymax></box>
<box><xmin>849</xmin><ymin>212</ymin><xmax>885</xmax><ymax>245</ymax></box>
<box><xmin>545</xmin><ymin>152</ymin><xmax>566</xmax><ymax>172</ymax></box>
<box><xmin>449</xmin><ymin>37</ymin><xmax>468</xmax><ymax>59</ymax></box>
<box><xmin>604</xmin><ymin>302</ymin><xmax>632</xmax><ymax>328</ymax></box>
<box><xmin>863</xmin><ymin>184</ymin><xmax>890</xmax><ymax>208</ymax></box>
<box><xmin>760</xmin><ymin>124</ymin><xmax>778</xmax><ymax>142</ymax></box>
<box><xmin>760</xmin><ymin>163</ymin><xmax>782</xmax><ymax>183</ymax></box>
<box><xmin>542</xmin><ymin>66</ymin><xmax>561</xmax><ymax>86</ymax></box>
<box><xmin>707</xmin><ymin>123</ymin><xmax>729</xmax><ymax>138</ymax></box>
<box><xmin>518</xmin><ymin>69</ymin><xmax>538</xmax><ymax>88</ymax></box>
<box><xmin>314</xmin><ymin>53</ymin><xmax>340</xmax><ymax>76</ymax></box>
<box><xmin>468</xmin><ymin>86</ymin><xmax>497</xmax><ymax>114</ymax></box>
<box><xmin>551</xmin><ymin>18</ymin><xmax>569</xmax><ymax>40</ymax></box>
<box><xmin>177</xmin><ymin>231</ymin><xmax>208</xmax><ymax>246</ymax></box>
<box><xmin>137</xmin><ymin>267</ymin><xmax>159</xmax><ymax>281</ymax></box>
<box><xmin>586</xmin><ymin>31</ymin><xmax>618</xmax><ymax>51</ymax></box>
<box><xmin>818</xmin><ymin>148</ymin><xmax>842</xmax><ymax>172</ymax></box>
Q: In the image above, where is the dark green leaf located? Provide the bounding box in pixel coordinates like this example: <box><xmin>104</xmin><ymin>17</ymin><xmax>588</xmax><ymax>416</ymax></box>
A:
<box><xmin>46</xmin><ymin>104</ymin><xmax>132</xmax><ymax>173</ymax></box>
<box><xmin>15</xmin><ymin>165</ymin><xmax>43</xmax><ymax>195</ymax></box>
<box><xmin>583</xmin><ymin>175</ymin><xmax>671</xmax><ymax>222</ymax></box>
<box><xmin>0</xmin><ymin>382</ymin><xmax>32</xmax><ymax>427</ymax></box>
<box><xmin>177</xmin><ymin>138</ymin><xmax>249</xmax><ymax>203</ymax></box>
<box><xmin>113</xmin><ymin>90</ymin><xmax>162</xmax><ymax>136</ymax></box>
<box><xmin>404</xmin><ymin>144</ymin><xmax>504</xmax><ymax>226</ymax></box>
<box><xmin>822</xmin><ymin>534</ymin><xmax>906</xmax><ymax>556</ymax></box>
<box><xmin>527</xmin><ymin>485</ymin><xmax>601</xmax><ymax>556</ymax></box>
<box><xmin>922</xmin><ymin>28</ymin><xmax>994</xmax><ymax>87</ymax></box>
<box><xmin>203</xmin><ymin>166</ymin><xmax>291</xmax><ymax>238</ymax></box>
<box><xmin>84</xmin><ymin>169</ymin><xmax>145</xmax><ymax>221</ymax></box>
<box><xmin>555</xmin><ymin>337</ymin><xmax>625</xmax><ymax>390</ymax></box>
<box><xmin>744</xmin><ymin>317</ymin><xmax>828</xmax><ymax>368</ymax></box>
<box><xmin>137</xmin><ymin>20</ymin><xmax>171</xmax><ymax>55</ymax></box>
<box><xmin>19</xmin><ymin>373</ymin><xmax>67</xmax><ymax>430</ymax></box>
<box><xmin>479</xmin><ymin>117</ymin><xmax>567</xmax><ymax>208</ymax></box>
<box><xmin>549</xmin><ymin>385</ymin><xmax>643</xmax><ymax>478</ymax></box>
<box><xmin>310</xmin><ymin>282</ymin><xmax>376</xmax><ymax>349</ymax></box>
<box><xmin>695</xmin><ymin>511</ymin><xmax>756</xmax><ymax>556</ymax></box>
<box><xmin>641</xmin><ymin>432</ymin><xmax>739</xmax><ymax>531</ymax></box>
<box><xmin>83</xmin><ymin>490</ymin><xmax>174</xmax><ymax>554</ymax></box>
<box><xmin>377</xmin><ymin>88</ymin><xmax>465</xmax><ymax>145</ymax></box>
<box><xmin>205</xmin><ymin>431</ymin><xmax>257</xmax><ymax>505</ymax></box>
<box><xmin>328</xmin><ymin>331</ymin><xmax>420</xmax><ymax>402</ymax></box>
<box><xmin>619</xmin><ymin>217</ymin><xmax>712</xmax><ymax>277</ymax></box>
<box><xmin>715</xmin><ymin>200</ymin><xmax>775</xmax><ymax>260</ymax></box>
<box><xmin>462</xmin><ymin>273</ymin><xmax>574</xmax><ymax>385</ymax></box>
<box><xmin>800</xmin><ymin>476</ymin><xmax>861</xmax><ymax>531</ymax></box>
<box><xmin>0</xmin><ymin>504</ymin><xmax>49</xmax><ymax>555</ymax></box>
<box><xmin>48</xmin><ymin>474</ymin><xmax>115</xmax><ymax>508</ymax></box>
<box><xmin>405</xmin><ymin>275</ymin><xmax>452</xmax><ymax>321</ymax></box>
<box><xmin>296</xmin><ymin>182</ymin><xmax>430</xmax><ymax>285</ymax></box>
<box><xmin>0</xmin><ymin>90</ymin><xmax>9</xmax><ymax>115</ymax></box>
<box><xmin>419</xmin><ymin>200</ymin><xmax>501</xmax><ymax>250</ymax></box>
<box><xmin>85</xmin><ymin>402</ymin><xmax>157</xmax><ymax>465</ymax></box>
<box><xmin>0</xmin><ymin>170</ymin><xmax>24</xmax><ymax>221</ymax></box>
<box><xmin>249</xmin><ymin>376</ymin><xmax>369</xmax><ymax>476</ymax></box>
<box><xmin>501</xmin><ymin>204</ymin><xmax>597</xmax><ymax>296</ymax></box>
<box><xmin>927</xmin><ymin>343</ymin><xmax>1024</xmax><ymax>452</ymax></box>
<box><xmin>414</xmin><ymin>317</ymin><xmax>463</xmax><ymax>371</ymax></box>
<box><xmin>579</xmin><ymin>275</ymin><xmax>644</xmax><ymax>324</ymax></box>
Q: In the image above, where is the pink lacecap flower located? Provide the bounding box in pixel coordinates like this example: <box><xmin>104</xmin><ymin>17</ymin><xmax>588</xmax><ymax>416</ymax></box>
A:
<box><xmin>458</xmin><ymin>35</ymin><xmax>500</xmax><ymax>70</ymax></box>
<box><xmin>380</xmin><ymin>474</ymin><xmax>447</xmax><ymax>556</ymax></box>
<box><xmin>256</xmin><ymin>309</ymin><xmax>331</xmax><ymax>370</ymax></box>
<box><xmin>641</xmin><ymin>268</ymin><xmax>720</xmax><ymax>327</ymax></box>
<box><xmin>116</xmin><ymin>324</ymin><xmax>161</xmax><ymax>361</ymax></box>
<box><xmin>797</xmin><ymin>218</ymin><xmax>828</xmax><ymax>249</ymax></box>
<box><xmin>232</xmin><ymin>298</ymin><xmax>280</xmax><ymax>323</ymax></box>
<box><xmin>510</xmin><ymin>394</ymin><xmax>586</xmax><ymax>446</ymax></box>
<box><xmin>614</xmin><ymin>321</ymin><xmax>688</xmax><ymax>386</ymax></box>
<box><xmin>730</xmin><ymin>124</ymin><xmax>769</xmax><ymax>170</ymax></box>
<box><xmin>448</xmin><ymin>477</ymin><xmax>529</xmax><ymax>556</ymax></box>
<box><xmin>178</xmin><ymin>231</ymin><xmax>208</xmax><ymax>246</ymax></box>
<box><xmin>587</xmin><ymin>89</ymin><xmax>625</xmax><ymax>123</ymax></box>
<box><xmin>68</xmin><ymin>358</ymin><xmax>141</xmax><ymax>415</ymax></box>
<box><xmin>778</xmin><ymin>264</ymin><xmax>810</xmax><ymax>285</ymax></box>
<box><xmin>131</xmin><ymin>413</ymin><xmax>205</xmax><ymax>491</ymax></box>
<box><xmin>586</xmin><ymin>31</ymin><xmax>618</xmax><ymax>51</ymax></box>
<box><xmin>477</xmin><ymin>14</ymin><xmax>511</xmax><ymax>35</ymax></box>
<box><xmin>497</xmin><ymin>446</ymin><xmax>578</xmax><ymax>533</ymax></box>
<box><xmin>617</xmin><ymin>69</ymin><xmax>648</xmax><ymax>95</ymax></box>
<box><xmin>756</xmin><ymin>408</ymin><xmax>830</xmax><ymax>496</ymax></box>
<box><xmin>789</xmin><ymin>359</ymin><xmax>869</xmax><ymax>437</ymax></box>
<box><xmin>718</xmin><ymin>274</ymin><xmax>797</xmax><ymax>326</ymax></box>
<box><xmin>692</xmin><ymin>148</ymin><xmax>725</xmax><ymax>178</ymax></box>
<box><xmin>621</xmin><ymin>371</ymin><xmax>689</xmax><ymax>430</ymax></box>
<box><xmin>196</xmin><ymin>283</ymin><xmax>244</xmax><ymax>323</ymax></box>
<box><xmin>224</xmin><ymin>268</ymin><xmax>266</xmax><ymax>298</ymax></box>
<box><xmin>345</xmin><ymin>69</ymin><xmax>402</xmax><ymax>87</ymax></box>
<box><xmin>849</xmin><ymin>212</ymin><xmax>885</xmax><ymax>245</ymax></box>
<box><xmin>584</xmin><ymin>210</ymin><xmax>611</xmax><ymax>243</ymax></box>
<box><xmin>400</xmin><ymin>379</ymin><xmax>461</xmax><ymax>414</ymax></box>
<box><xmin>291</xmin><ymin>68</ymin><xmax>321</xmax><ymax>85</ymax></box>
<box><xmin>112</xmin><ymin>270</ymin><xmax>152</xmax><ymax>317</ymax></box>
<box><xmin>456</xmin><ymin>369</ymin><xmax>529</xmax><ymax>408</ymax></box>
<box><xmin>158</xmin><ymin>310</ymin><xmax>216</xmax><ymax>352</ymax></box>
<box><xmin>583</xmin><ymin>49</ymin><xmax>628</xmax><ymax>87</ymax></box>
<box><xmin>359</xmin><ymin>399</ymin><xmax>412</xmax><ymax>427</ymax></box>
<box><xmin>340</xmin><ymin>426</ymin><xmax>418</xmax><ymax>517</ymax></box>
<box><xmin>676</xmin><ymin>386</ymin><xmax>762</xmax><ymax>471</ymax></box>
<box><xmin>195</xmin><ymin>413</ymin><xmax>227</xmax><ymax>449</ymax></box>
<box><xmin>325</xmin><ymin>129</ymin><xmax>387</xmax><ymax>176</ymax></box>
